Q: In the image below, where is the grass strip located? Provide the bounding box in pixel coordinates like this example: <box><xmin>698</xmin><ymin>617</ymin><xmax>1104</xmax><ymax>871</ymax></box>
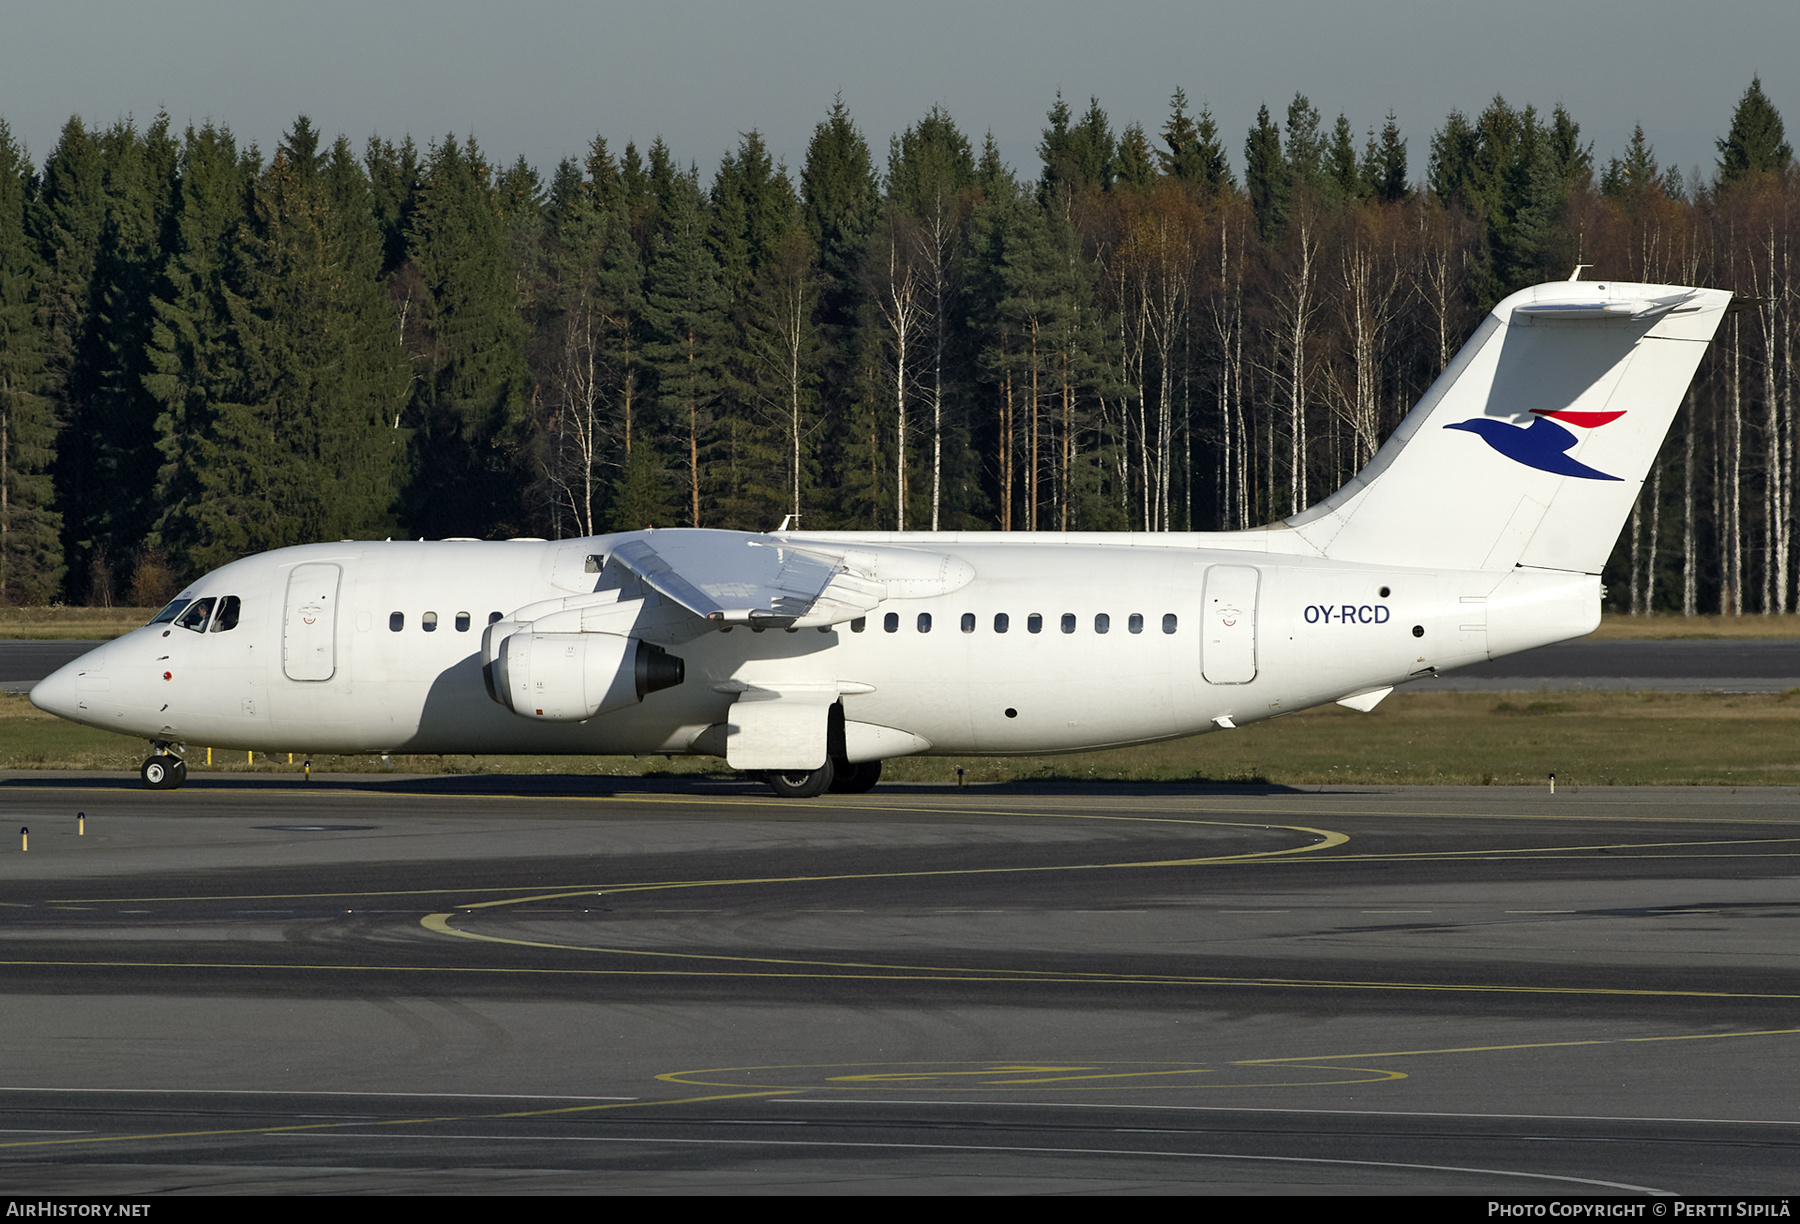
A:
<box><xmin>7</xmin><ymin>689</ymin><xmax>1800</xmax><ymax>788</ymax></box>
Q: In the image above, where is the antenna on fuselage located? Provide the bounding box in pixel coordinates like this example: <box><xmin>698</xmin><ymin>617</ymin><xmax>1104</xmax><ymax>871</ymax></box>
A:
<box><xmin>1568</xmin><ymin>264</ymin><xmax>1592</xmax><ymax>281</ymax></box>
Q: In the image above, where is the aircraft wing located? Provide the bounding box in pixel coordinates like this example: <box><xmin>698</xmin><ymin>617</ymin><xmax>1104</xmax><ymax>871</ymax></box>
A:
<box><xmin>608</xmin><ymin>530</ymin><xmax>890</xmax><ymax>628</ymax></box>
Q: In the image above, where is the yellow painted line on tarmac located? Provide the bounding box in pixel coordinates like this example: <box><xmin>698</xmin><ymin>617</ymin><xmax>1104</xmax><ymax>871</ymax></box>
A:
<box><xmin>658</xmin><ymin>1059</ymin><xmax>1407</xmax><ymax>1091</ymax></box>
<box><xmin>660</xmin><ymin>1030</ymin><xmax>1800</xmax><ymax>1094</ymax></box>
<box><xmin>0</xmin><ymin>1089</ymin><xmax>796</xmax><ymax>1152</ymax></box>
<box><xmin>29</xmin><ymin>814</ymin><xmax>1301</xmax><ymax>915</ymax></box>
<box><xmin>411</xmin><ymin>820</ymin><xmax>1345</xmax><ymax>948</ymax></box>
<box><xmin>826</xmin><ymin>1067</ymin><xmax>1217</xmax><ymax>1086</ymax></box>
<box><xmin>1306</xmin><ymin>835</ymin><xmax>1800</xmax><ymax>861</ymax></box>
<box><xmin>49</xmin><ymin>813</ymin><xmax>1345</xmax><ymax>906</ymax></box>
<box><xmin>1236</xmin><ymin>1026</ymin><xmax>1800</xmax><ymax>1067</ymax></box>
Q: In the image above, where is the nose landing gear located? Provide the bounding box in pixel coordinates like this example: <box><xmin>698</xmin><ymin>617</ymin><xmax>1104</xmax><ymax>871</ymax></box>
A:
<box><xmin>141</xmin><ymin>745</ymin><xmax>187</xmax><ymax>790</ymax></box>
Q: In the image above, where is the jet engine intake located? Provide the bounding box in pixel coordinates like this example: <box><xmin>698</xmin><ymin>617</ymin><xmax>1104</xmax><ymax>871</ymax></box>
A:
<box><xmin>490</xmin><ymin>631</ymin><xmax>684</xmax><ymax>721</ymax></box>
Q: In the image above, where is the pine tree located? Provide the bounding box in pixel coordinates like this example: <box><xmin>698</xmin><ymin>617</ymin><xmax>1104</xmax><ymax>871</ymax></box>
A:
<box><xmin>1428</xmin><ymin>110</ymin><xmax>1478</xmax><ymax>203</ymax></box>
<box><xmin>709</xmin><ymin>130</ymin><xmax>796</xmax><ymax>298</ymax></box>
<box><xmin>1284</xmin><ymin>94</ymin><xmax>1327</xmax><ymax>199</ymax></box>
<box><xmin>144</xmin><ymin>122</ymin><xmax>254</xmax><ymax>571</ymax></box>
<box><xmin>0</xmin><ymin>122</ymin><xmax>63</xmax><ymax>602</ymax></box>
<box><xmin>618</xmin><ymin>140</ymin><xmax>657</xmax><ymax>254</ymax></box>
<box><xmin>1158</xmin><ymin>89</ymin><xmax>1202</xmax><ymax>183</ymax></box>
<box><xmin>1038</xmin><ymin>94</ymin><xmax>1115</xmax><ymax>198</ymax></box>
<box><xmin>1362</xmin><ymin>112</ymin><xmax>1409</xmax><ymax>203</ymax></box>
<box><xmin>799</xmin><ymin>98</ymin><xmax>880</xmax><ymax>523</ymax></box>
<box><xmin>364</xmin><ymin>134</ymin><xmax>420</xmax><ymax>276</ymax></box>
<box><xmin>1115</xmin><ymin>124</ymin><xmax>1156</xmax><ymax>192</ymax></box>
<box><xmin>642</xmin><ymin>169</ymin><xmax>726</xmax><ymax>527</ymax></box>
<box><xmin>1157</xmin><ymin>92</ymin><xmax>1236</xmax><ymax>196</ymax></box>
<box><xmin>1188</xmin><ymin>104</ymin><xmax>1235</xmax><ymax>195</ymax></box>
<box><xmin>1717</xmin><ymin>76</ymin><xmax>1793</xmax><ymax>187</ymax></box>
<box><xmin>1601</xmin><ymin>124</ymin><xmax>1662</xmax><ymax>200</ymax></box>
<box><xmin>404</xmin><ymin>133</ymin><xmax>531</xmax><ymax>537</ymax></box>
<box><xmin>584</xmin><ymin>134</ymin><xmax>621</xmax><ymax>213</ymax></box>
<box><xmin>732</xmin><ymin>227</ymin><xmax>822</xmax><ymax>528</ymax></box>
<box><xmin>1328</xmin><ymin>113</ymin><xmax>1360</xmax><ymax>200</ymax></box>
<box><xmin>92</xmin><ymin>115</ymin><xmax>180</xmax><ymax>586</ymax></box>
<box><xmin>31</xmin><ymin>117</ymin><xmax>109</xmax><ymax>598</ymax></box>
<box><xmin>1244</xmin><ymin>104</ymin><xmax>1289</xmax><ymax>242</ymax></box>
<box><xmin>801</xmin><ymin>98</ymin><xmax>879</xmax><ymax>296</ymax></box>
<box><xmin>175</xmin><ymin>118</ymin><xmax>407</xmax><ymax>570</ymax></box>
<box><xmin>887</xmin><ymin>106</ymin><xmax>975</xmax><ymax>215</ymax></box>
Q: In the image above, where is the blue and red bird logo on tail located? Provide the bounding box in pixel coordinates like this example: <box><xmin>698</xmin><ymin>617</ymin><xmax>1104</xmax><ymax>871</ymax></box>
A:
<box><xmin>1445</xmin><ymin>408</ymin><xmax>1623</xmax><ymax>481</ymax></box>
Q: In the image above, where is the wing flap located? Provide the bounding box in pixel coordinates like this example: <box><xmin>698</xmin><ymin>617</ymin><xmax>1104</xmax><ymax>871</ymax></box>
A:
<box><xmin>609</xmin><ymin>531</ymin><xmax>890</xmax><ymax>628</ymax></box>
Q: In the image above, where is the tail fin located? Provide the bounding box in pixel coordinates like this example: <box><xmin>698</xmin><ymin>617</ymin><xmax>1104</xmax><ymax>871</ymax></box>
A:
<box><xmin>1287</xmin><ymin>280</ymin><xmax>1730</xmax><ymax>572</ymax></box>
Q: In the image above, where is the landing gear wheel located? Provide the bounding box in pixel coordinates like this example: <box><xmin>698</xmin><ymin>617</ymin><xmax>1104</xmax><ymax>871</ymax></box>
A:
<box><xmin>141</xmin><ymin>754</ymin><xmax>185</xmax><ymax>790</ymax></box>
<box><xmin>828</xmin><ymin>759</ymin><xmax>882</xmax><ymax>793</ymax></box>
<box><xmin>763</xmin><ymin>760</ymin><xmax>835</xmax><ymax>799</ymax></box>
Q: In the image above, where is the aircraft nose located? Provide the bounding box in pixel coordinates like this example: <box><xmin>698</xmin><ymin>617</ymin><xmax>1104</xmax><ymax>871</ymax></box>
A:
<box><xmin>30</xmin><ymin>641</ymin><xmax>113</xmax><ymax>721</ymax></box>
<box><xmin>29</xmin><ymin>658</ymin><xmax>84</xmax><ymax>719</ymax></box>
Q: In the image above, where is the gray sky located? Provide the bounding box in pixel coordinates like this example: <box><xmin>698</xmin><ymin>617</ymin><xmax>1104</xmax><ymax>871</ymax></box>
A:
<box><xmin>5</xmin><ymin>1</ymin><xmax>1795</xmax><ymax>189</ymax></box>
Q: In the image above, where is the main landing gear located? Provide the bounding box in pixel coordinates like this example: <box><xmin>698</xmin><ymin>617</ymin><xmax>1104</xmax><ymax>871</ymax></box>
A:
<box><xmin>829</xmin><ymin>759</ymin><xmax>882</xmax><ymax>794</ymax></box>
<box><xmin>760</xmin><ymin>758</ymin><xmax>882</xmax><ymax>799</ymax></box>
<box><xmin>141</xmin><ymin>750</ymin><xmax>187</xmax><ymax>790</ymax></box>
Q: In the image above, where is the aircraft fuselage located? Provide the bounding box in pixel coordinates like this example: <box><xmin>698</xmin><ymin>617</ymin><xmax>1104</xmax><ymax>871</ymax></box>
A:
<box><xmin>33</xmin><ymin>532</ymin><xmax>1598</xmax><ymax>761</ymax></box>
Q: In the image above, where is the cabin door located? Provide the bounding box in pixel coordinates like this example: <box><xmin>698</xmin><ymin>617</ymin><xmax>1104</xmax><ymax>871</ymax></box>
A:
<box><xmin>1201</xmin><ymin>564</ymin><xmax>1259</xmax><ymax>684</ymax></box>
<box><xmin>283</xmin><ymin>563</ymin><xmax>341</xmax><ymax>681</ymax></box>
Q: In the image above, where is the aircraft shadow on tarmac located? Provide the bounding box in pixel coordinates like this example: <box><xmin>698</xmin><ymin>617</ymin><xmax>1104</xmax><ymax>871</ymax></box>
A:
<box><xmin>0</xmin><ymin>771</ymin><xmax>1315</xmax><ymax>799</ymax></box>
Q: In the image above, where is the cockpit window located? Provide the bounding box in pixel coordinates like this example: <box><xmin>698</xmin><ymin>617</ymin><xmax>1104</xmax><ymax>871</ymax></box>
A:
<box><xmin>149</xmin><ymin>599</ymin><xmax>190</xmax><ymax>625</ymax></box>
<box><xmin>175</xmin><ymin>598</ymin><xmax>216</xmax><ymax>633</ymax></box>
<box><xmin>211</xmin><ymin>596</ymin><xmax>241</xmax><ymax>633</ymax></box>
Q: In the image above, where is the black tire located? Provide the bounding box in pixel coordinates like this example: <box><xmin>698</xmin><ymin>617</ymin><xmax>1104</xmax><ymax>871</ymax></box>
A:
<box><xmin>764</xmin><ymin>760</ymin><xmax>834</xmax><ymax>799</ymax></box>
<box><xmin>141</xmin><ymin>754</ymin><xmax>184</xmax><ymax>790</ymax></box>
<box><xmin>827</xmin><ymin>759</ymin><xmax>882</xmax><ymax>793</ymax></box>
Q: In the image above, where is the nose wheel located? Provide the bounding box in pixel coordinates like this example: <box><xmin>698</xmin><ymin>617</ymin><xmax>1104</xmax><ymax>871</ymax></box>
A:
<box><xmin>141</xmin><ymin>753</ymin><xmax>187</xmax><ymax>790</ymax></box>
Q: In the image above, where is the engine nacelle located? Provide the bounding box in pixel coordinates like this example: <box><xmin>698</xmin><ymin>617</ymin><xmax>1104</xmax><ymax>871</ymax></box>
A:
<box><xmin>490</xmin><ymin>631</ymin><xmax>684</xmax><ymax>721</ymax></box>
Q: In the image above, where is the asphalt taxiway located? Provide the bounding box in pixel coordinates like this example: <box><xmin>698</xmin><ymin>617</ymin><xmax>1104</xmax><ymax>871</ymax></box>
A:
<box><xmin>0</xmin><ymin>774</ymin><xmax>1796</xmax><ymax>1194</ymax></box>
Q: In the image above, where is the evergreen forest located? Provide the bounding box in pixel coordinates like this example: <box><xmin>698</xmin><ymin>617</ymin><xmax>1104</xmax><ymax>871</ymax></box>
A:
<box><xmin>1</xmin><ymin>81</ymin><xmax>1796</xmax><ymax>616</ymax></box>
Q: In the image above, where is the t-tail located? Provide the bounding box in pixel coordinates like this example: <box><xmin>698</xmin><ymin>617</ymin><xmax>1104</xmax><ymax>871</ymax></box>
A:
<box><xmin>1285</xmin><ymin>279</ymin><xmax>1731</xmax><ymax>574</ymax></box>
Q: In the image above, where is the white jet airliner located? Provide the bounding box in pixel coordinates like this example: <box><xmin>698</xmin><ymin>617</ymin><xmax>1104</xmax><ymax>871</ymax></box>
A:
<box><xmin>31</xmin><ymin>278</ymin><xmax>1730</xmax><ymax>796</ymax></box>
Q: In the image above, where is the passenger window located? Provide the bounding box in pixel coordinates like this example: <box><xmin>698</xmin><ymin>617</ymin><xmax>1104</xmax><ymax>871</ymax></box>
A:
<box><xmin>422</xmin><ymin>612</ymin><xmax>438</xmax><ymax>633</ymax></box>
<box><xmin>211</xmin><ymin>596</ymin><xmax>241</xmax><ymax>633</ymax></box>
<box><xmin>1128</xmin><ymin>613</ymin><xmax>1143</xmax><ymax>634</ymax></box>
<box><xmin>390</xmin><ymin>612</ymin><xmax>404</xmax><ymax>632</ymax></box>
<box><xmin>884</xmin><ymin>612</ymin><xmax>899</xmax><ymax>633</ymax></box>
<box><xmin>961</xmin><ymin>612</ymin><xmax>975</xmax><ymax>633</ymax></box>
<box><xmin>1028</xmin><ymin>614</ymin><xmax>1042</xmax><ymax>634</ymax></box>
<box><xmin>851</xmin><ymin>617</ymin><xmax>866</xmax><ymax>633</ymax></box>
<box><xmin>1163</xmin><ymin>613</ymin><xmax>1178</xmax><ymax>634</ymax></box>
<box><xmin>455</xmin><ymin>612</ymin><xmax>471</xmax><ymax>632</ymax></box>
<box><xmin>489</xmin><ymin>612</ymin><xmax>503</xmax><ymax>624</ymax></box>
<box><xmin>994</xmin><ymin>613</ymin><xmax>1009</xmax><ymax>634</ymax></box>
<box><xmin>1095</xmin><ymin>613</ymin><xmax>1110</xmax><ymax>634</ymax></box>
<box><xmin>584</xmin><ymin>554</ymin><xmax>605</xmax><ymax>573</ymax></box>
<box><xmin>918</xmin><ymin>612</ymin><xmax>932</xmax><ymax>633</ymax></box>
<box><xmin>1061</xmin><ymin>613</ymin><xmax>1076</xmax><ymax>634</ymax></box>
<box><xmin>176</xmin><ymin>598</ymin><xmax>215</xmax><ymax>633</ymax></box>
